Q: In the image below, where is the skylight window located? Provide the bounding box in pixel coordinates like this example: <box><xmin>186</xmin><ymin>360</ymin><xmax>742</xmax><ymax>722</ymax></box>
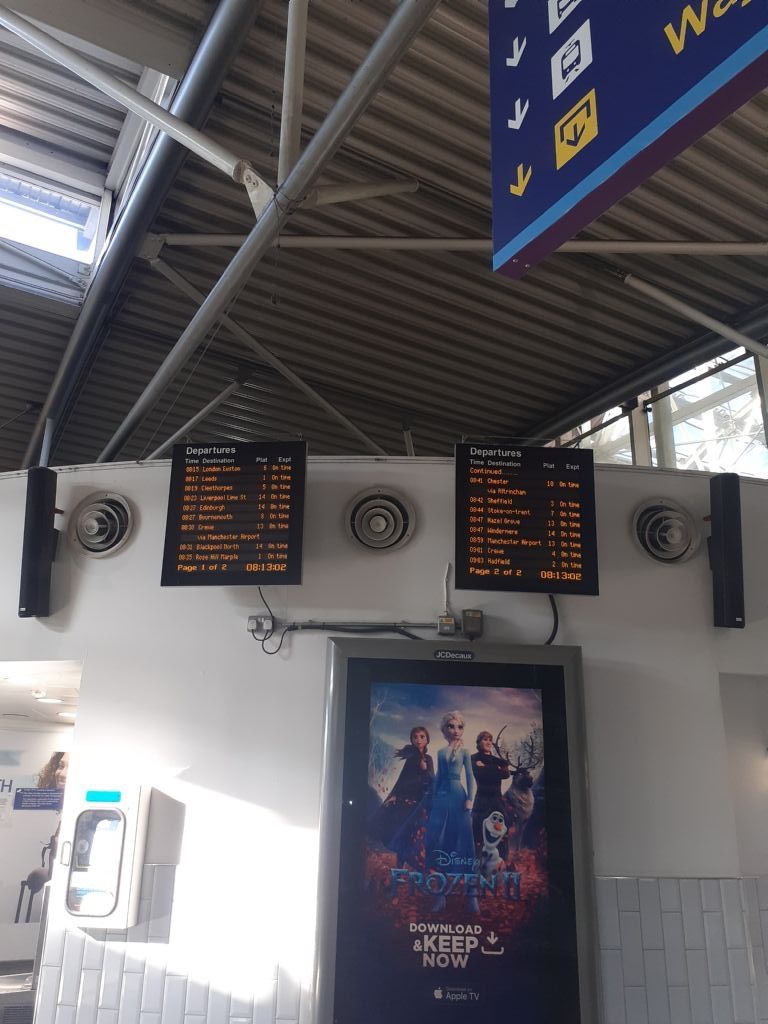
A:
<box><xmin>0</xmin><ymin>171</ymin><xmax>99</xmax><ymax>264</ymax></box>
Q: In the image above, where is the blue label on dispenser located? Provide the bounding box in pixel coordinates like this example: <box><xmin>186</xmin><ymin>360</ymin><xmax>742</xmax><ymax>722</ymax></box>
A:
<box><xmin>85</xmin><ymin>789</ymin><xmax>122</xmax><ymax>803</ymax></box>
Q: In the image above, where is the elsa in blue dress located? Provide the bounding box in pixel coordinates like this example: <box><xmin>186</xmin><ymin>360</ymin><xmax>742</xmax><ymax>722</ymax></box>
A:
<box><xmin>425</xmin><ymin>710</ymin><xmax>478</xmax><ymax>912</ymax></box>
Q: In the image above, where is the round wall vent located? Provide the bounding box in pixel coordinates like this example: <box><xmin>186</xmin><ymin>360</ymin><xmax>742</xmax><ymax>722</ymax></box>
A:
<box><xmin>70</xmin><ymin>492</ymin><xmax>134</xmax><ymax>557</ymax></box>
<box><xmin>345</xmin><ymin>488</ymin><xmax>416</xmax><ymax>552</ymax></box>
<box><xmin>632</xmin><ymin>498</ymin><xmax>700</xmax><ymax>564</ymax></box>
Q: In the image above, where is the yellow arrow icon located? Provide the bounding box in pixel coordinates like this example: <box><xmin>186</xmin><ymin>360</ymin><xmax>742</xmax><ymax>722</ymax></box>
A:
<box><xmin>509</xmin><ymin>163</ymin><xmax>532</xmax><ymax>197</ymax></box>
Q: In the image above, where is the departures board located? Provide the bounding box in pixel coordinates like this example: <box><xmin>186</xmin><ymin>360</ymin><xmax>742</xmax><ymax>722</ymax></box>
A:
<box><xmin>161</xmin><ymin>441</ymin><xmax>306</xmax><ymax>586</ymax></box>
<box><xmin>454</xmin><ymin>444</ymin><xmax>599</xmax><ymax>596</ymax></box>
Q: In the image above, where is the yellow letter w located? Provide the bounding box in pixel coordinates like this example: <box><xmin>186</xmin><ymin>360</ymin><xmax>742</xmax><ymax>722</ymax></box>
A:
<box><xmin>664</xmin><ymin>0</ymin><xmax>709</xmax><ymax>54</ymax></box>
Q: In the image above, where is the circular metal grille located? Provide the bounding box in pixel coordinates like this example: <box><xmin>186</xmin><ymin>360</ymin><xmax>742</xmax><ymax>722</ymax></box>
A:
<box><xmin>346</xmin><ymin>489</ymin><xmax>415</xmax><ymax>551</ymax></box>
<box><xmin>70</xmin><ymin>493</ymin><xmax>133</xmax><ymax>557</ymax></box>
<box><xmin>632</xmin><ymin>498</ymin><xmax>700</xmax><ymax>564</ymax></box>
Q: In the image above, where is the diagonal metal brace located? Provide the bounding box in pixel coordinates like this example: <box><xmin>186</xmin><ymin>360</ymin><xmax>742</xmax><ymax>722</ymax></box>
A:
<box><xmin>99</xmin><ymin>0</ymin><xmax>443</xmax><ymax>462</ymax></box>
<box><xmin>0</xmin><ymin>4</ymin><xmax>273</xmax><ymax>207</ymax></box>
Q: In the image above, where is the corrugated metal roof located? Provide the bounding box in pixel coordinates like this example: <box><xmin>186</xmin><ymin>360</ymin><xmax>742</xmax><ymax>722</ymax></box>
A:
<box><xmin>0</xmin><ymin>19</ymin><xmax>143</xmax><ymax>468</ymax></box>
<box><xmin>1</xmin><ymin>0</ymin><xmax>767</xmax><ymax>468</ymax></box>
<box><xmin>0</xmin><ymin>25</ymin><xmax>140</xmax><ymax>190</ymax></box>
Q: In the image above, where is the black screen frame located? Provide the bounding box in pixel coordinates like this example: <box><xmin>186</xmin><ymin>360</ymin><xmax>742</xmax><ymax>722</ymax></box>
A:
<box><xmin>454</xmin><ymin>443</ymin><xmax>599</xmax><ymax>596</ymax></box>
<box><xmin>315</xmin><ymin>639</ymin><xmax>597</xmax><ymax>1024</ymax></box>
<box><xmin>160</xmin><ymin>440</ymin><xmax>307</xmax><ymax>587</ymax></box>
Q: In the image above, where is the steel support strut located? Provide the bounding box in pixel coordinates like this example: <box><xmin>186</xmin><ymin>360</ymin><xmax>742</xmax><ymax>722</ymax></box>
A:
<box><xmin>149</xmin><ymin>258</ymin><xmax>387</xmax><ymax>455</ymax></box>
<box><xmin>145</xmin><ymin>378</ymin><xmax>245</xmax><ymax>460</ymax></box>
<box><xmin>0</xmin><ymin>5</ymin><xmax>269</xmax><ymax>198</ymax></box>
<box><xmin>153</xmin><ymin>235</ymin><xmax>768</xmax><ymax>254</ymax></box>
<box><xmin>99</xmin><ymin>0</ymin><xmax>443</xmax><ymax>462</ymax></box>
<box><xmin>277</xmin><ymin>0</ymin><xmax>310</xmax><ymax>182</ymax></box>
<box><xmin>623</xmin><ymin>275</ymin><xmax>768</xmax><ymax>360</ymax></box>
<box><xmin>22</xmin><ymin>0</ymin><xmax>265</xmax><ymax>468</ymax></box>
<box><xmin>530</xmin><ymin>302</ymin><xmax>768</xmax><ymax>442</ymax></box>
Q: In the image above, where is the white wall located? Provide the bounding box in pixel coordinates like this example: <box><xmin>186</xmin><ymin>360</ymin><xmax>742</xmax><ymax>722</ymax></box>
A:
<box><xmin>719</xmin><ymin>674</ymin><xmax>768</xmax><ymax>878</ymax></box>
<box><xmin>0</xmin><ymin>458</ymin><xmax>766</xmax><ymax>1006</ymax></box>
<box><xmin>0</xmin><ymin>727</ymin><xmax>71</xmax><ymax>961</ymax></box>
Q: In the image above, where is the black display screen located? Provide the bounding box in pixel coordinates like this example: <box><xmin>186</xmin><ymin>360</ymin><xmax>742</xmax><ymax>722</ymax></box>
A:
<box><xmin>326</xmin><ymin>652</ymin><xmax>588</xmax><ymax>1024</ymax></box>
<box><xmin>454</xmin><ymin>444</ymin><xmax>598</xmax><ymax>595</ymax></box>
<box><xmin>160</xmin><ymin>440</ymin><xmax>306</xmax><ymax>586</ymax></box>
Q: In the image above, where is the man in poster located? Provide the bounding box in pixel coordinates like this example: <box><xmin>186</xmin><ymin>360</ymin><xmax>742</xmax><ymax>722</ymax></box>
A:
<box><xmin>470</xmin><ymin>731</ymin><xmax>511</xmax><ymax>854</ymax></box>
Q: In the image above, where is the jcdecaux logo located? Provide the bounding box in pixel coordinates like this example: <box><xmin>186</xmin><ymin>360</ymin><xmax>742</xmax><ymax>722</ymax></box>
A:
<box><xmin>434</xmin><ymin>650</ymin><xmax>474</xmax><ymax>661</ymax></box>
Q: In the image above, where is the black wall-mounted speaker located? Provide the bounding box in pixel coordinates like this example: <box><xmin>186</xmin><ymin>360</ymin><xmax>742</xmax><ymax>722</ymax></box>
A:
<box><xmin>18</xmin><ymin>467</ymin><xmax>58</xmax><ymax>619</ymax></box>
<box><xmin>709</xmin><ymin>473</ymin><xmax>745</xmax><ymax>629</ymax></box>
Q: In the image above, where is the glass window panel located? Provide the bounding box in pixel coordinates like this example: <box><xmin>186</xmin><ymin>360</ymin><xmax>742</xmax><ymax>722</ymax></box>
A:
<box><xmin>667</xmin><ymin>347</ymin><xmax>746</xmax><ymax>390</ymax></box>
<box><xmin>564</xmin><ymin>408</ymin><xmax>633</xmax><ymax>465</ymax></box>
<box><xmin>649</xmin><ymin>356</ymin><xmax>768</xmax><ymax>478</ymax></box>
<box><xmin>0</xmin><ymin>171</ymin><xmax>99</xmax><ymax>264</ymax></box>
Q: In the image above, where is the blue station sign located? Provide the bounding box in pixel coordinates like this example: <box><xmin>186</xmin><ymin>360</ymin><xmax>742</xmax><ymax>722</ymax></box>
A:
<box><xmin>489</xmin><ymin>0</ymin><xmax>768</xmax><ymax>276</ymax></box>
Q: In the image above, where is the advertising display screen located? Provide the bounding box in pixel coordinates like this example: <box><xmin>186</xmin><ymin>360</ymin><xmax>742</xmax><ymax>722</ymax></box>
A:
<box><xmin>317</xmin><ymin>641</ymin><xmax>595</xmax><ymax>1024</ymax></box>
<box><xmin>160</xmin><ymin>440</ymin><xmax>306</xmax><ymax>586</ymax></box>
<box><xmin>455</xmin><ymin>444</ymin><xmax>598</xmax><ymax>596</ymax></box>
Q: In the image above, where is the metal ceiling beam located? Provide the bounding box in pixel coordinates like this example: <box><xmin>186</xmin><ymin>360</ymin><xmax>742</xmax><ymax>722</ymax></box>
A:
<box><xmin>6</xmin><ymin>0</ymin><xmax>196</xmax><ymax>79</ymax></box>
<box><xmin>154</xmin><ymin>234</ymin><xmax>768</xmax><ymax>255</ymax></box>
<box><xmin>564</xmin><ymin>241</ymin><xmax>768</xmax><ymax>256</ymax></box>
<box><xmin>99</xmin><ymin>0</ymin><xmax>443</xmax><ymax>463</ymax></box>
<box><xmin>105</xmin><ymin>69</ymin><xmax>170</xmax><ymax>194</ymax></box>
<box><xmin>0</xmin><ymin>5</ymin><xmax>268</xmax><ymax>188</ymax></box>
<box><xmin>305</xmin><ymin>179</ymin><xmax>420</xmax><ymax>207</ymax></box>
<box><xmin>528</xmin><ymin>303</ymin><xmax>768</xmax><ymax>442</ymax></box>
<box><xmin>144</xmin><ymin>377</ymin><xmax>245</xmax><ymax>460</ymax></box>
<box><xmin>21</xmin><ymin>0</ymin><xmax>265</xmax><ymax>469</ymax></box>
<box><xmin>622</xmin><ymin>275</ymin><xmax>768</xmax><ymax>361</ymax></box>
<box><xmin>149</xmin><ymin>257</ymin><xmax>387</xmax><ymax>455</ymax></box>
<box><xmin>0</xmin><ymin>6</ymin><xmax>268</xmax><ymax>191</ymax></box>
<box><xmin>403</xmin><ymin>427</ymin><xmax>415</xmax><ymax>457</ymax></box>
<box><xmin>277</xmin><ymin>0</ymin><xmax>309</xmax><ymax>183</ymax></box>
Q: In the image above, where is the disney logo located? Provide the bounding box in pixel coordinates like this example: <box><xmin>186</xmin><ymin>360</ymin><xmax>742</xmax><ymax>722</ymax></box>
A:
<box><xmin>433</xmin><ymin>850</ymin><xmax>480</xmax><ymax>869</ymax></box>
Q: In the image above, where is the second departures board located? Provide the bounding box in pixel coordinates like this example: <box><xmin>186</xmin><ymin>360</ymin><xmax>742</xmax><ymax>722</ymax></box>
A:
<box><xmin>454</xmin><ymin>443</ymin><xmax>599</xmax><ymax>596</ymax></box>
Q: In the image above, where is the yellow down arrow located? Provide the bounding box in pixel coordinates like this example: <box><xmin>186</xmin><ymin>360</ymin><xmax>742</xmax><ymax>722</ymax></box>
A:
<box><xmin>509</xmin><ymin>163</ymin><xmax>532</xmax><ymax>197</ymax></box>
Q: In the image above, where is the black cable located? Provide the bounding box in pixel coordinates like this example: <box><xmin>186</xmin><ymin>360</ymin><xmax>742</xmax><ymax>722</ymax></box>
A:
<box><xmin>313</xmin><ymin>624</ymin><xmax>417</xmax><ymax>638</ymax></box>
<box><xmin>0</xmin><ymin>402</ymin><xmax>39</xmax><ymax>434</ymax></box>
<box><xmin>544</xmin><ymin>594</ymin><xmax>559</xmax><ymax>645</ymax></box>
<box><xmin>251</xmin><ymin>619</ymin><xmax>423</xmax><ymax>654</ymax></box>
<box><xmin>257</xmin><ymin>586</ymin><xmax>275</xmax><ymax>640</ymax></box>
<box><xmin>261</xmin><ymin>624</ymin><xmax>295</xmax><ymax>655</ymax></box>
<box><xmin>295</xmin><ymin>623</ymin><xmax>421</xmax><ymax>639</ymax></box>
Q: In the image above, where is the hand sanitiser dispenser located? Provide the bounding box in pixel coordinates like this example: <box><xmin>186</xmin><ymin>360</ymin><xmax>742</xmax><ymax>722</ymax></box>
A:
<box><xmin>59</xmin><ymin>786</ymin><xmax>151</xmax><ymax>928</ymax></box>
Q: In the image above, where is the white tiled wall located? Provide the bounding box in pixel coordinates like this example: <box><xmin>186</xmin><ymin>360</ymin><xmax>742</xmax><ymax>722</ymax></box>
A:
<box><xmin>37</xmin><ymin>867</ymin><xmax>299</xmax><ymax>1024</ymax></box>
<box><xmin>597</xmin><ymin>877</ymin><xmax>768</xmax><ymax>1024</ymax></box>
<box><xmin>40</xmin><ymin>871</ymin><xmax>768</xmax><ymax>1024</ymax></box>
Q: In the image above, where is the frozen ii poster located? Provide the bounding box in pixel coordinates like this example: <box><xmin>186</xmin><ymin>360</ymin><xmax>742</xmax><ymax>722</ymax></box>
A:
<box><xmin>367</xmin><ymin>682</ymin><xmax>546</xmax><ymax>927</ymax></box>
<box><xmin>328</xmin><ymin>656</ymin><xmax>587</xmax><ymax>1024</ymax></box>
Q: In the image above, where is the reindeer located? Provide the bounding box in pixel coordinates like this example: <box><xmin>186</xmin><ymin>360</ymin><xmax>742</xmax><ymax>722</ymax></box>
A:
<box><xmin>494</xmin><ymin>726</ymin><xmax>543</xmax><ymax>851</ymax></box>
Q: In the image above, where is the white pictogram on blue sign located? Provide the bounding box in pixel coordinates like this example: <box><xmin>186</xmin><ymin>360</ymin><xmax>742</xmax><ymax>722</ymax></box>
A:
<box><xmin>551</xmin><ymin>20</ymin><xmax>593</xmax><ymax>98</ymax></box>
<box><xmin>547</xmin><ymin>0</ymin><xmax>583</xmax><ymax>34</ymax></box>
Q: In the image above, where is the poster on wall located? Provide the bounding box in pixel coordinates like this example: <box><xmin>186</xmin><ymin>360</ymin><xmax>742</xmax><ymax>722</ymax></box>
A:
<box><xmin>3</xmin><ymin>750</ymin><xmax>67</xmax><ymax>811</ymax></box>
<box><xmin>13</xmin><ymin>788</ymin><xmax>63</xmax><ymax>810</ymax></box>
<box><xmin>316</xmin><ymin>640</ymin><xmax>596</xmax><ymax>1024</ymax></box>
<box><xmin>0</xmin><ymin>749</ymin><xmax>68</xmax><ymax>933</ymax></box>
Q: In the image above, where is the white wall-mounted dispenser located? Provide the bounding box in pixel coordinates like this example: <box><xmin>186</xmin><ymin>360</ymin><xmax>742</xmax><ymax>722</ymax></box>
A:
<box><xmin>59</xmin><ymin>785</ymin><xmax>151</xmax><ymax>929</ymax></box>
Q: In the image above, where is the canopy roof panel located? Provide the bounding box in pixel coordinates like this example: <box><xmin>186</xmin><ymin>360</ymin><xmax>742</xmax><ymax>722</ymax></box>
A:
<box><xmin>1</xmin><ymin>0</ymin><xmax>766</xmax><ymax>468</ymax></box>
